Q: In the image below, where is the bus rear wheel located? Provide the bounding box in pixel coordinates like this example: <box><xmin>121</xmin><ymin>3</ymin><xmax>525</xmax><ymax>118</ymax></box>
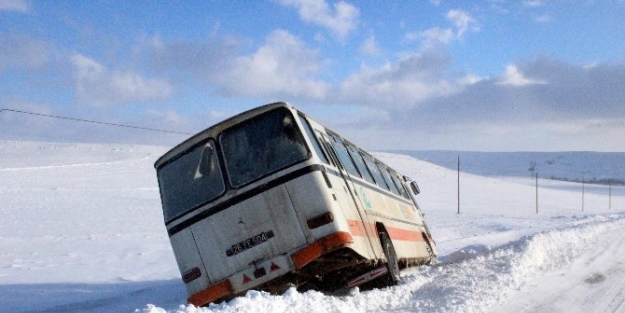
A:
<box><xmin>379</xmin><ymin>232</ymin><xmax>400</xmax><ymax>286</ymax></box>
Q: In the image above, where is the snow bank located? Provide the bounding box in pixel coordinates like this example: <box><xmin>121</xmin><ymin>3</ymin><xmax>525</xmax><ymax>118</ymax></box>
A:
<box><xmin>138</xmin><ymin>214</ymin><xmax>625</xmax><ymax>313</ymax></box>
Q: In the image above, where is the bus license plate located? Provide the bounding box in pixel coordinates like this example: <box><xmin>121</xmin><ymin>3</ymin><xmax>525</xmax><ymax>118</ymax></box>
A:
<box><xmin>226</xmin><ymin>230</ymin><xmax>275</xmax><ymax>256</ymax></box>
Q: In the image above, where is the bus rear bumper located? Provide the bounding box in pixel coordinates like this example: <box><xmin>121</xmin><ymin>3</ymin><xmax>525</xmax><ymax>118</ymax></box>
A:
<box><xmin>187</xmin><ymin>231</ymin><xmax>354</xmax><ymax>307</ymax></box>
<box><xmin>188</xmin><ymin>279</ymin><xmax>233</xmax><ymax>307</ymax></box>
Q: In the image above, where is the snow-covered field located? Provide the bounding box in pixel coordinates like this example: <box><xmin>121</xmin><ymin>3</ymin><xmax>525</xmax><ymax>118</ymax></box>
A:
<box><xmin>400</xmin><ymin>150</ymin><xmax>625</xmax><ymax>184</ymax></box>
<box><xmin>1</xmin><ymin>141</ymin><xmax>624</xmax><ymax>313</ymax></box>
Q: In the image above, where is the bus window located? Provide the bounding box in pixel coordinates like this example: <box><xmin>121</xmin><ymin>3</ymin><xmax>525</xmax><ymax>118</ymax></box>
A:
<box><xmin>327</xmin><ymin>134</ymin><xmax>361</xmax><ymax>177</ymax></box>
<box><xmin>220</xmin><ymin>108</ymin><xmax>309</xmax><ymax>188</ymax></box>
<box><xmin>157</xmin><ymin>140</ymin><xmax>225</xmax><ymax>222</ymax></box>
<box><xmin>297</xmin><ymin>114</ymin><xmax>329</xmax><ymax>165</ymax></box>
<box><xmin>316</xmin><ymin>131</ymin><xmax>338</xmax><ymax>168</ymax></box>
<box><xmin>362</xmin><ymin>153</ymin><xmax>389</xmax><ymax>190</ymax></box>
<box><xmin>389</xmin><ymin>170</ymin><xmax>410</xmax><ymax>199</ymax></box>
<box><xmin>346</xmin><ymin>144</ymin><xmax>375</xmax><ymax>184</ymax></box>
<box><xmin>378</xmin><ymin>163</ymin><xmax>402</xmax><ymax>196</ymax></box>
<box><xmin>319</xmin><ymin>133</ymin><xmax>342</xmax><ymax>168</ymax></box>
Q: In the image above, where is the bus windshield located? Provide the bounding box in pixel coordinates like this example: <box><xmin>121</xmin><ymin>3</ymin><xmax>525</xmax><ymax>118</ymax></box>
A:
<box><xmin>220</xmin><ymin>108</ymin><xmax>309</xmax><ymax>188</ymax></box>
<box><xmin>158</xmin><ymin>140</ymin><xmax>225</xmax><ymax>222</ymax></box>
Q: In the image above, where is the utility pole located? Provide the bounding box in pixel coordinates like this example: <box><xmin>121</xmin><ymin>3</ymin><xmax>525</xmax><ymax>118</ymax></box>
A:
<box><xmin>535</xmin><ymin>172</ymin><xmax>539</xmax><ymax>214</ymax></box>
<box><xmin>582</xmin><ymin>176</ymin><xmax>585</xmax><ymax>212</ymax></box>
<box><xmin>609</xmin><ymin>180</ymin><xmax>612</xmax><ymax>210</ymax></box>
<box><xmin>457</xmin><ymin>155</ymin><xmax>460</xmax><ymax>215</ymax></box>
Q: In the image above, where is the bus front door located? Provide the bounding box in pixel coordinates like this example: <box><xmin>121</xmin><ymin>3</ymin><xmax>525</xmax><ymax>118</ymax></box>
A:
<box><xmin>318</xmin><ymin>133</ymin><xmax>380</xmax><ymax>260</ymax></box>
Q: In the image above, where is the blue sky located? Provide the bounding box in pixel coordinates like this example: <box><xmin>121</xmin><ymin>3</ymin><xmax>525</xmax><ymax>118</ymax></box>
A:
<box><xmin>1</xmin><ymin>0</ymin><xmax>625</xmax><ymax>151</ymax></box>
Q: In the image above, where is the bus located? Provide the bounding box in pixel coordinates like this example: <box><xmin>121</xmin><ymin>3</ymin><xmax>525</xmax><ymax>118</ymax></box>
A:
<box><xmin>154</xmin><ymin>102</ymin><xmax>437</xmax><ymax>306</ymax></box>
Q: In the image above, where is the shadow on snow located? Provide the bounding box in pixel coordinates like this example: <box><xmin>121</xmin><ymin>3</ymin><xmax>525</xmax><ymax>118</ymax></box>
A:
<box><xmin>0</xmin><ymin>279</ymin><xmax>186</xmax><ymax>313</ymax></box>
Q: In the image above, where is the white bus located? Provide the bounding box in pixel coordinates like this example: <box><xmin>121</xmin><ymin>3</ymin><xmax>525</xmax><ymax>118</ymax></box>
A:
<box><xmin>154</xmin><ymin>102</ymin><xmax>437</xmax><ymax>306</ymax></box>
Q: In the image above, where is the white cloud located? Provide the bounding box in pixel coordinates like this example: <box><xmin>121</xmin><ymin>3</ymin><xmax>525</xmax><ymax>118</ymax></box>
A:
<box><xmin>460</xmin><ymin>73</ymin><xmax>482</xmax><ymax>85</ymax></box>
<box><xmin>337</xmin><ymin>53</ymin><xmax>465</xmax><ymax>108</ymax></box>
<box><xmin>71</xmin><ymin>54</ymin><xmax>172</xmax><ymax>106</ymax></box>
<box><xmin>497</xmin><ymin>64</ymin><xmax>547</xmax><ymax>86</ymax></box>
<box><xmin>409</xmin><ymin>9</ymin><xmax>479</xmax><ymax>50</ymax></box>
<box><xmin>385</xmin><ymin>58</ymin><xmax>625</xmax><ymax>140</ymax></box>
<box><xmin>0</xmin><ymin>0</ymin><xmax>29</xmax><ymax>12</ymax></box>
<box><xmin>412</xmin><ymin>27</ymin><xmax>455</xmax><ymax>49</ymax></box>
<box><xmin>359</xmin><ymin>35</ymin><xmax>380</xmax><ymax>55</ymax></box>
<box><xmin>277</xmin><ymin>0</ymin><xmax>359</xmax><ymax>40</ymax></box>
<box><xmin>447</xmin><ymin>9</ymin><xmax>480</xmax><ymax>38</ymax></box>
<box><xmin>217</xmin><ymin>30</ymin><xmax>329</xmax><ymax>99</ymax></box>
<box><xmin>523</xmin><ymin>0</ymin><xmax>545</xmax><ymax>7</ymax></box>
<box><xmin>148</xmin><ymin>30</ymin><xmax>329</xmax><ymax>100</ymax></box>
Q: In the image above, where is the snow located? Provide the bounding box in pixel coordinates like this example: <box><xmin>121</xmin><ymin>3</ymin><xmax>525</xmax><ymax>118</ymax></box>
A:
<box><xmin>1</xmin><ymin>141</ymin><xmax>624</xmax><ymax>313</ymax></box>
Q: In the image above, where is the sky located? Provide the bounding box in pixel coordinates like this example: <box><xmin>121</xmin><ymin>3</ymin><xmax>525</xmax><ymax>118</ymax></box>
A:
<box><xmin>1</xmin><ymin>0</ymin><xmax>625</xmax><ymax>152</ymax></box>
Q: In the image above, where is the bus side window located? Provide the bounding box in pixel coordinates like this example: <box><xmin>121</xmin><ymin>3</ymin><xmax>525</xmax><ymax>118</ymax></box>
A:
<box><xmin>389</xmin><ymin>170</ymin><xmax>410</xmax><ymax>199</ymax></box>
<box><xmin>327</xmin><ymin>134</ymin><xmax>361</xmax><ymax>178</ymax></box>
<box><xmin>362</xmin><ymin>153</ymin><xmax>389</xmax><ymax>191</ymax></box>
<box><xmin>378</xmin><ymin>163</ymin><xmax>402</xmax><ymax>196</ymax></box>
<box><xmin>297</xmin><ymin>114</ymin><xmax>329</xmax><ymax>165</ymax></box>
<box><xmin>346</xmin><ymin>144</ymin><xmax>375</xmax><ymax>184</ymax></box>
<box><xmin>317</xmin><ymin>132</ymin><xmax>339</xmax><ymax>168</ymax></box>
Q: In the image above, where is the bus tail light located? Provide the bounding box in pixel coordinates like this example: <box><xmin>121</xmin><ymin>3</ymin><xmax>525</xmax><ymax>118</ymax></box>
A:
<box><xmin>307</xmin><ymin>212</ymin><xmax>334</xmax><ymax>229</ymax></box>
<box><xmin>182</xmin><ymin>267</ymin><xmax>202</xmax><ymax>284</ymax></box>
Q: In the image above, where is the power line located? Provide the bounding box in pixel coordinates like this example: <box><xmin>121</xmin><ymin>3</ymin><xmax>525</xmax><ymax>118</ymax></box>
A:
<box><xmin>0</xmin><ymin>108</ymin><xmax>193</xmax><ymax>136</ymax></box>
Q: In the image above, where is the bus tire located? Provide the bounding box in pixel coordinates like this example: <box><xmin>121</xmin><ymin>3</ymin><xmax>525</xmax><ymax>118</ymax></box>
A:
<box><xmin>379</xmin><ymin>232</ymin><xmax>400</xmax><ymax>286</ymax></box>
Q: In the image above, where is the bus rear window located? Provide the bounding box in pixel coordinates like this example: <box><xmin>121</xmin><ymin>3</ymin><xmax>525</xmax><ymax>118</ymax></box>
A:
<box><xmin>157</xmin><ymin>140</ymin><xmax>225</xmax><ymax>222</ymax></box>
<box><xmin>220</xmin><ymin>108</ymin><xmax>309</xmax><ymax>188</ymax></box>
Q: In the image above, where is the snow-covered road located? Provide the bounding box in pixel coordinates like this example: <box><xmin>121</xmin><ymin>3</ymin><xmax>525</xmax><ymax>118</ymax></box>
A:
<box><xmin>1</xmin><ymin>141</ymin><xmax>623</xmax><ymax>313</ymax></box>
<box><xmin>493</xmin><ymin>218</ymin><xmax>625</xmax><ymax>313</ymax></box>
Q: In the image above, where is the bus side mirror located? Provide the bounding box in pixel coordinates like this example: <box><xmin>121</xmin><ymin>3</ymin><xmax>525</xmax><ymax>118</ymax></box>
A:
<box><xmin>410</xmin><ymin>181</ymin><xmax>420</xmax><ymax>195</ymax></box>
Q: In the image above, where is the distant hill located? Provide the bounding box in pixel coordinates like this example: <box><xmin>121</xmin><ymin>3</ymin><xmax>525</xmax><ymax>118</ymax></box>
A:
<box><xmin>394</xmin><ymin>151</ymin><xmax>625</xmax><ymax>185</ymax></box>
